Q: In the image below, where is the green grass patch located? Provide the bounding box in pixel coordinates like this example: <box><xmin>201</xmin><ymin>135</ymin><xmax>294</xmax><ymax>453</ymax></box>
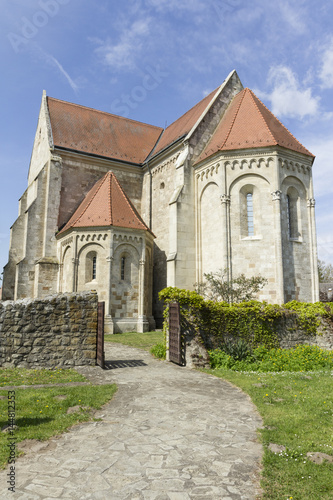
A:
<box><xmin>0</xmin><ymin>383</ymin><xmax>117</xmax><ymax>468</ymax></box>
<box><xmin>105</xmin><ymin>331</ymin><xmax>164</xmax><ymax>351</ymax></box>
<box><xmin>0</xmin><ymin>367</ymin><xmax>87</xmax><ymax>387</ymax></box>
<box><xmin>204</xmin><ymin>368</ymin><xmax>333</xmax><ymax>499</ymax></box>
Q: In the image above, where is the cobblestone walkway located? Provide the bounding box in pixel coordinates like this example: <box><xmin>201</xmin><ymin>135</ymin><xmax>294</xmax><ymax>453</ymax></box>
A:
<box><xmin>0</xmin><ymin>344</ymin><xmax>263</xmax><ymax>499</ymax></box>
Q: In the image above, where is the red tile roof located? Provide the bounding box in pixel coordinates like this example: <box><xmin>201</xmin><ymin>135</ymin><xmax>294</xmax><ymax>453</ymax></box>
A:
<box><xmin>58</xmin><ymin>171</ymin><xmax>153</xmax><ymax>235</ymax></box>
<box><xmin>152</xmin><ymin>86</ymin><xmax>220</xmax><ymax>156</ymax></box>
<box><xmin>47</xmin><ymin>97</ymin><xmax>163</xmax><ymax>164</ymax></box>
<box><xmin>196</xmin><ymin>88</ymin><xmax>314</xmax><ymax>163</ymax></box>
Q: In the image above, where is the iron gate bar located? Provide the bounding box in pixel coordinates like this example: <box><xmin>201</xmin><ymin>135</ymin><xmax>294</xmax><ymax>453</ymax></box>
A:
<box><xmin>97</xmin><ymin>301</ymin><xmax>105</xmax><ymax>369</ymax></box>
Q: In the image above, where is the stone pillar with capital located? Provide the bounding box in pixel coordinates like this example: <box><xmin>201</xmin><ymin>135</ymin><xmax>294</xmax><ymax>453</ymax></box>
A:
<box><xmin>137</xmin><ymin>257</ymin><xmax>149</xmax><ymax>333</ymax></box>
<box><xmin>220</xmin><ymin>194</ymin><xmax>231</xmax><ymax>278</ymax></box>
<box><xmin>104</xmin><ymin>254</ymin><xmax>114</xmax><ymax>334</ymax></box>
<box><xmin>307</xmin><ymin>198</ymin><xmax>319</xmax><ymax>301</ymax></box>
<box><xmin>271</xmin><ymin>190</ymin><xmax>285</xmax><ymax>304</ymax></box>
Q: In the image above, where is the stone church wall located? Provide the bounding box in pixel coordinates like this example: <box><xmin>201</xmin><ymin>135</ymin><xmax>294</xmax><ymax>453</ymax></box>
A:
<box><xmin>0</xmin><ymin>292</ymin><xmax>98</xmax><ymax>368</ymax></box>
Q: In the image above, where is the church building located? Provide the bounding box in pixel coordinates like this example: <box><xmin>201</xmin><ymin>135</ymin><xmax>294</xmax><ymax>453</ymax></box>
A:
<box><xmin>2</xmin><ymin>70</ymin><xmax>319</xmax><ymax>332</ymax></box>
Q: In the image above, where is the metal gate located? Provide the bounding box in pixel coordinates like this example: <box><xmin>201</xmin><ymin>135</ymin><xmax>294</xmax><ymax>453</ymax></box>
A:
<box><xmin>97</xmin><ymin>301</ymin><xmax>105</xmax><ymax>369</ymax></box>
<box><xmin>168</xmin><ymin>302</ymin><xmax>183</xmax><ymax>365</ymax></box>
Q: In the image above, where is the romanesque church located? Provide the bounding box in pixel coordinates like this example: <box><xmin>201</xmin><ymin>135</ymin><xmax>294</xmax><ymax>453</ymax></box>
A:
<box><xmin>2</xmin><ymin>70</ymin><xmax>319</xmax><ymax>332</ymax></box>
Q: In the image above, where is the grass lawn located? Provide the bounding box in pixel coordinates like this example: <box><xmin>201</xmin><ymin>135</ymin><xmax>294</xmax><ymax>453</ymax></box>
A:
<box><xmin>0</xmin><ymin>367</ymin><xmax>87</xmax><ymax>387</ymax></box>
<box><xmin>204</xmin><ymin>367</ymin><xmax>333</xmax><ymax>500</ymax></box>
<box><xmin>105</xmin><ymin>331</ymin><xmax>164</xmax><ymax>351</ymax></box>
<box><xmin>0</xmin><ymin>369</ymin><xmax>116</xmax><ymax>469</ymax></box>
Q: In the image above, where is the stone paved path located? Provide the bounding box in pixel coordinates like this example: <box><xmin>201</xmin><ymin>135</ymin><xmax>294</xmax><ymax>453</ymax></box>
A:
<box><xmin>0</xmin><ymin>344</ymin><xmax>263</xmax><ymax>499</ymax></box>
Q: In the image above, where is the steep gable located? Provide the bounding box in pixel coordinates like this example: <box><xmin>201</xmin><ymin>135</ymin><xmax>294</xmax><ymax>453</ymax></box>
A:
<box><xmin>196</xmin><ymin>88</ymin><xmax>314</xmax><ymax>163</ymax></box>
<box><xmin>58</xmin><ymin>171</ymin><xmax>152</xmax><ymax>235</ymax></box>
<box><xmin>47</xmin><ymin>97</ymin><xmax>163</xmax><ymax>164</ymax></box>
<box><xmin>28</xmin><ymin>91</ymin><xmax>53</xmax><ymax>185</ymax></box>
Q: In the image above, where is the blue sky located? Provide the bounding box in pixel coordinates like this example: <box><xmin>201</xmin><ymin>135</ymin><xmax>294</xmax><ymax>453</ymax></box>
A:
<box><xmin>1</xmin><ymin>0</ymin><xmax>333</xmax><ymax>281</ymax></box>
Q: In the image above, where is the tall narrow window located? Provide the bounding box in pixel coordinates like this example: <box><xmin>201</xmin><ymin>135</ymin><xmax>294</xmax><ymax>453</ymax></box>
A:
<box><xmin>92</xmin><ymin>256</ymin><xmax>97</xmax><ymax>280</ymax></box>
<box><xmin>286</xmin><ymin>195</ymin><xmax>292</xmax><ymax>238</ymax></box>
<box><xmin>121</xmin><ymin>256</ymin><xmax>125</xmax><ymax>280</ymax></box>
<box><xmin>286</xmin><ymin>190</ymin><xmax>299</xmax><ymax>239</ymax></box>
<box><xmin>246</xmin><ymin>193</ymin><xmax>254</xmax><ymax>236</ymax></box>
<box><xmin>85</xmin><ymin>251</ymin><xmax>97</xmax><ymax>283</ymax></box>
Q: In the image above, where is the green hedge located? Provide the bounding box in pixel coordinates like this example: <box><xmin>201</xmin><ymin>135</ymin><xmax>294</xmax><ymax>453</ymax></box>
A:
<box><xmin>159</xmin><ymin>287</ymin><xmax>333</xmax><ymax>349</ymax></box>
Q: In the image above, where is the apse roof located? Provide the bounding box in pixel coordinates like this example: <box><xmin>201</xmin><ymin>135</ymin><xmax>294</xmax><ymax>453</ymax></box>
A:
<box><xmin>196</xmin><ymin>88</ymin><xmax>314</xmax><ymax>163</ymax></box>
<box><xmin>57</xmin><ymin>171</ymin><xmax>153</xmax><ymax>236</ymax></box>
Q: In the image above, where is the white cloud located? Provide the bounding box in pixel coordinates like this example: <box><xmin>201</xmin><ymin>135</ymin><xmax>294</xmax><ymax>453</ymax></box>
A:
<box><xmin>319</xmin><ymin>38</ymin><xmax>333</xmax><ymax>89</ymax></box>
<box><xmin>308</xmin><ymin>136</ymin><xmax>333</xmax><ymax>197</ymax></box>
<box><xmin>261</xmin><ymin>66</ymin><xmax>320</xmax><ymax>119</ymax></box>
<box><xmin>279</xmin><ymin>1</ymin><xmax>306</xmax><ymax>34</ymax></box>
<box><xmin>94</xmin><ymin>18</ymin><xmax>151</xmax><ymax>71</ymax></box>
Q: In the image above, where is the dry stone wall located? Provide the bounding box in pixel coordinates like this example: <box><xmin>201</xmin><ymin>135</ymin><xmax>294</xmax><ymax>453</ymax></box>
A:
<box><xmin>0</xmin><ymin>292</ymin><xmax>98</xmax><ymax>368</ymax></box>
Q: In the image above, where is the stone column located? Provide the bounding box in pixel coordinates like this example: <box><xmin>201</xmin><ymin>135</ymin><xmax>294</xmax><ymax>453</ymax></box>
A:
<box><xmin>137</xmin><ymin>245</ymin><xmax>149</xmax><ymax>332</ymax></box>
<box><xmin>72</xmin><ymin>234</ymin><xmax>79</xmax><ymax>292</ymax></box>
<box><xmin>271</xmin><ymin>190</ymin><xmax>284</xmax><ymax>304</ymax></box>
<box><xmin>220</xmin><ymin>194</ymin><xmax>230</xmax><ymax>279</ymax></box>
<box><xmin>307</xmin><ymin>198</ymin><xmax>319</xmax><ymax>302</ymax></box>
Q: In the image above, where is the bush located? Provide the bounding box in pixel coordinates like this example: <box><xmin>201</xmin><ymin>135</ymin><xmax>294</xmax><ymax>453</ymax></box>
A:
<box><xmin>208</xmin><ymin>345</ymin><xmax>333</xmax><ymax>372</ymax></box>
<box><xmin>150</xmin><ymin>343</ymin><xmax>166</xmax><ymax>359</ymax></box>
<box><xmin>222</xmin><ymin>338</ymin><xmax>252</xmax><ymax>361</ymax></box>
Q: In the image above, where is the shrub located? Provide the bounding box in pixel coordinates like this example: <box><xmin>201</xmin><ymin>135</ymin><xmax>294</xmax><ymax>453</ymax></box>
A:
<box><xmin>208</xmin><ymin>345</ymin><xmax>333</xmax><ymax>372</ymax></box>
<box><xmin>150</xmin><ymin>343</ymin><xmax>166</xmax><ymax>359</ymax></box>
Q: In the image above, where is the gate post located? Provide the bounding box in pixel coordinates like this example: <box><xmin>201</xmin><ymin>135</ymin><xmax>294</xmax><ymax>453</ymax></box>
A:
<box><xmin>97</xmin><ymin>301</ymin><xmax>105</xmax><ymax>368</ymax></box>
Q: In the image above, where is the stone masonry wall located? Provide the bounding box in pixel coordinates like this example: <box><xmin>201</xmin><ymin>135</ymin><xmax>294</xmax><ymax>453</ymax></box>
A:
<box><xmin>0</xmin><ymin>292</ymin><xmax>98</xmax><ymax>368</ymax></box>
<box><xmin>181</xmin><ymin>313</ymin><xmax>333</xmax><ymax>369</ymax></box>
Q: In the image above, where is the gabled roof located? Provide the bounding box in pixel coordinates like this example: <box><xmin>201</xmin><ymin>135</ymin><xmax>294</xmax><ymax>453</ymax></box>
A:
<box><xmin>151</xmin><ymin>86</ymin><xmax>221</xmax><ymax>156</ymax></box>
<box><xmin>196</xmin><ymin>88</ymin><xmax>314</xmax><ymax>163</ymax></box>
<box><xmin>47</xmin><ymin>97</ymin><xmax>163</xmax><ymax>164</ymax></box>
<box><xmin>58</xmin><ymin>171</ymin><xmax>153</xmax><ymax>236</ymax></box>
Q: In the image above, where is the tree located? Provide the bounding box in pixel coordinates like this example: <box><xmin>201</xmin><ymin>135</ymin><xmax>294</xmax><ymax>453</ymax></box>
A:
<box><xmin>194</xmin><ymin>269</ymin><xmax>267</xmax><ymax>303</ymax></box>
<box><xmin>318</xmin><ymin>259</ymin><xmax>333</xmax><ymax>283</ymax></box>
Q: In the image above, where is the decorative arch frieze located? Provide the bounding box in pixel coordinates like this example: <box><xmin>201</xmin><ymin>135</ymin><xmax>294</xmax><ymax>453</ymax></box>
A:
<box><xmin>113</xmin><ymin>233</ymin><xmax>143</xmax><ymax>244</ymax></box>
<box><xmin>151</xmin><ymin>152</ymin><xmax>181</xmax><ymax>177</ymax></box>
<box><xmin>60</xmin><ymin>236</ymin><xmax>73</xmax><ymax>248</ymax></box>
<box><xmin>278</xmin><ymin>157</ymin><xmax>310</xmax><ymax>174</ymax></box>
<box><xmin>79</xmin><ymin>233</ymin><xmax>108</xmax><ymax>242</ymax></box>
<box><xmin>196</xmin><ymin>162</ymin><xmax>220</xmax><ymax>181</ymax></box>
<box><xmin>227</xmin><ymin>157</ymin><xmax>274</xmax><ymax>170</ymax></box>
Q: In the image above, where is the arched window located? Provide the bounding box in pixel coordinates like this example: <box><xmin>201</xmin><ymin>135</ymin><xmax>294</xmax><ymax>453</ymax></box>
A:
<box><xmin>286</xmin><ymin>188</ymin><xmax>299</xmax><ymax>239</ymax></box>
<box><xmin>92</xmin><ymin>256</ymin><xmax>97</xmax><ymax>280</ymax></box>
<box><xmin>246</xmin><ymin>193</ymin><xmax>254</xmax><ymax>236</ymax></box>
<box><xmin>121</xmin><ymin>256</ymin><xmax>126</xmax><ymax>280</ymax></box>
<box><xmin>85</xmin><ymin>251</ymin><xmax>97</xmax><ymax>282</ymax></box>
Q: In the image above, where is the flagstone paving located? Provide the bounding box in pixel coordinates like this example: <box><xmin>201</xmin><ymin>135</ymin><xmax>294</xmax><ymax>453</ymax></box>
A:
<box><xmin>0</xmin><ymin>344</ymin><xmax>263</xmax><ymax>499</ymax></box>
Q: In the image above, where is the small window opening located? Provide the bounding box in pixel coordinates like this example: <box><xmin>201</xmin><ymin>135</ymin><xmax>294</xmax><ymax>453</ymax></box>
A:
<box><xmin>92</xmin><ymin>256</ymin><xmax>97</xmax><ymax>280</ymax></box>
<box><xmin>246</xmin><ymin>193</ymin><xmax>254</xmax><ymax>236</ymax></box>
<box><xmin>121</xmin><ymin>256</ymin><xmax>125</xmax><ymax>280</ymax></box>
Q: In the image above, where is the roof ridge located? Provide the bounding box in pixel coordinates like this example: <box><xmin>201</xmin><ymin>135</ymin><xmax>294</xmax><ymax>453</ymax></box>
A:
<box><xmin>108</xmin><ymin>172</ymin><xmax>113</xmax><ymax>225</ymax></box>
<box><xmin>163</xmin><ymin>86</ymin><xmax>220</xmax><ymax>133</ymax></box>
<box><xmin>247</xmin><ymin>88</ymin><xmax>277</xmax><ymax>144</ymax></box>
<box><xmin>219</xmin><ymin>88</ymin><xmax>246</xmax><ymax>149</ymax></box>
<box><xmin>248</xmin><ymin>89</ymin><xmax>314</xmax><ymax>156</ymax></box>
<box><xmin>47</xmin><ymin>96</ymin><xmax>163</xmax><ymax>132</ymax></box>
